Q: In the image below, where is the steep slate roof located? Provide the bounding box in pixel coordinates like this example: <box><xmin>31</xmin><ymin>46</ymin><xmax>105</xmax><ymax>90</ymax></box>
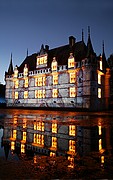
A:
<box><xmin>18</xmin><ymin>40</ymin><xmax>87</xmax><ymax>73</ymax></box>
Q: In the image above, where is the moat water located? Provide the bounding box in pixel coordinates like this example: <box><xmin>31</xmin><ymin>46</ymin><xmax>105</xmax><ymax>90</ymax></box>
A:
<box><xmin>0</xmin><ymin>108</ymin><xmax>113</xmax><ymax>179</ymax></box>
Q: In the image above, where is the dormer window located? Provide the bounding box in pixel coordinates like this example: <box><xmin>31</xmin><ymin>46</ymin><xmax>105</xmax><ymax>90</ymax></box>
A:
<box><xmin>68</xmin><ymin>53</ymin><xmax>75</xmax><ymax>68</ymax></box>
<box><xmin>24</xmin><ymin>64</ymin><xmax>28</xmax><ymax>77</ymax></box>
<box><xmin>51</xmin><ymin>57</ymin><xmax>57</xmax><ymax>71</ymax></box>
<box><xmin>14</xmin><ymin>66</ymin><xmax>18</xmax><ymax>78</ymax></box>
<box><xmin>36</xmin><ymin>54</ymin><xmax>47</xmax><ymax>68</ymax></box>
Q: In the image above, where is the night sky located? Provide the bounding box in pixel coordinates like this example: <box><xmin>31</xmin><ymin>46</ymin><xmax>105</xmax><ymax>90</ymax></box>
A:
<box><xmin>0</xmin><ymin>0</ymin><xmax>113</xmax><ymax>84</ymax></box>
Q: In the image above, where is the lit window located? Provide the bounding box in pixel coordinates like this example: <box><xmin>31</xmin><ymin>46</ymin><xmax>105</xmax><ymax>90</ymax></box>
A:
<box><xmin>99</xmin><ymin>139</ymin><xmax>102</xmax><ymax>151</ymax></box>
<box><xmin>43</xmin><ymin>77</ymin><xmax>46</xmax><ymax>86</ymax></box>
<box><xmin>43</xmin><ymin>89</ymin><xmax>46</xmax><ymax>98</ymax></box>
<box><xmin>100</xmin><ymin>56</ymin><xmax>103</xmax><ymax>70</ymax></box>
<box><xmin>14</xmin><ymin>66</ymin><xmax>18</xmax><ymax>78</ymax></box>
<box><xmin>69</xmin><ymin>125</ymin><xmax>75</xmax><ymax>136</ymax></box>
<box><xmin>98</xmin><ymin>88</ymin><xmax>101</xmax><ymax>98</ymax></box>
<box><xmin>34</xmin><ymin>134</ymin><xmax>44</xmax><ymax>146</ymax></box>
<box><xmin>52</xmin><ymin>123</ymin><xmax>57</xmax><ymax>133</ymax></box>
<box><xmin>24</xmin><ymin>78</ymin><xmax>28</xmax><ymax>87</ymax></box>
<box><xmin>68</xmin><ymin>53</ymin><xmax>75</xmax><ymax>68</ymax></box>
<box><xmin>35</xmin><ymin>90</ymin><xmax>45</xmax><ymax>99</ymax></box>
<box><xmin>68</xmin><ymin>156</ymin><xmax>74</xmax><ymax>168</ymax></box>
<box><xmin>38</xmin><ymin>90</ymin><xmax>42</xmax><ymax>98</ymax></box>
<box><xmin>24</xmin><ymin>64</ymin><xmax>28</xmax><ymax>76</ymax></box>
<box><xmin>35</xmin><ymin>78</ymin><xmax>38</xmax><ymax>86</ymax></box>
<box><xmin>23</xmin><ymin>132</ymin><xmax>26</xmax><ymax>141</ymax></box>
<box><xmin>50</xmin><ymin>152</ymin><xmax>56</xmax><ymax>157</ymax></box>
<box><xmin>24</xmin><ymin>91</ymin><xmax>28</xmax><ymax>99</ymax></box>
<box><xmin>21</xmin><ymin>144</ymin><xmax>25</xmax><ymax>153</ymax></box>
<box><xmin>53</xmin><ymin>74</ymin><xmax>58</xmax><ymax>85</ymax></box>
<box><xmin>35</xmin><ymin>77</ymin><xmax>45</xmax><ymax>86</ymax></box>
<box><xmin>38</xmin><ymin>77</ymin><xmax>42</xmax><ymax>86</ymax></box>
<box><xmin>101</xmin><ymin>156</ymin><xmax>104</xmax><ymax>164</ymax></box>
<box><xmin>69</xmin><ymin>140</ymin><xmax>75</xmax><ymax>153</ymax></box>
<box><xmin>51</xmin><ymin>57</ymin><xmax>57</xmax><ymax>71</ymax></box>
<box><xmin>13</xmin><ymin>130</ymin><xmax>17</xmax><ymax>139</ymax></box>
<box><xmin>98</xmin><ymin>74</ymin><xmax>101</xmax><ymax>84</ymax></box>
<box><xmin>15</xmin><ymin>80</ymin><xmax>19</xmax><ymax>88</ymax></box>
<box><xmin>34</xmin><ymin>121</ymin><xmax>44</xmax><ymax>131</ymax></box>
<box><xmin>11</xmin><ymin>141</ymin><xmax>15</xmax><ymax>150</ymax></box>
<box><xmin>52</xmin><ymin>137</ymin><xmax>57</xmax><ymax>149</ymax></box>
<box><xmin>70</xmin><ymin>87</ymin><xmax>76</xmax><ymax>97</ymax></box>
<box><xmin>36</xmin><ymin>55</ymin><xmax>47</xmax><ymax>66</ymax></box>
<box><xmin>98</xmin><ymin>126</ymin><xmax>102</xmax><ymax>135</ymax></box>
<box><xmin>70</xmin><ymin>72</ymin><xmax>76</xmax><ymax>83</ymax></box>
<box><xmin>15</xmin><ymin>92</ymin><xmax>18</xmax><ymax>99</ymax></box>
<box><xmin>35</xmin><ymin>90</ymin><xmax>38</xmax><ymax>98</ymax></box>
<box><xmin>52</xmin><ymin>89</ymin><xmax>58</xmax><ymax>98</ymax></box>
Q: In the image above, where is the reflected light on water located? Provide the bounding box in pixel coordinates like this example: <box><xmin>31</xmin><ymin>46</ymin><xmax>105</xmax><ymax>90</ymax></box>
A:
<box><xmin>0</xmin><ymin>109</ymin><xmax>113</xmax><ymax>179</ymax></box>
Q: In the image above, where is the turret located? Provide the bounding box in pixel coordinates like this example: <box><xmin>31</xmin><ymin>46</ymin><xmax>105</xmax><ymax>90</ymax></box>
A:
<box><xmin>7</xmin><ymin>53</ymin><xmax>14</xmax><ymax>75</ymax></box>
<box><xmin>86</xmin><ymin>26</ymin><xmax>95</xmax><ymax>57</ymax></box>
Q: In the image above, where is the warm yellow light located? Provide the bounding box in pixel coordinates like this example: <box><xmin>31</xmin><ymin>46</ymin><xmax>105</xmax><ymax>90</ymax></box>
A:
<box><xmin>15</xmin><ymin>80</ymin><xmax>19</xmax><ymax>88</ymax></box>
<box><xmin>21</xmin><ymin>143</ymin><xmax>25</xmax><ymax>153</ymax></box>
<box><xmin>98</xmin><ymin>126</ymin><xmax>102</xmax><ymax>135</ymax></box>
<box><xmin>50</xmin><ymin>152</ymin><xmax>56</xmax><ymax>157</ymax></box>
<box><xmin>52</xmin><ymin>137</ymin><xmax>57</xmax><ymax>149</ymax></box>
<box><xmin>98</xmin><ymin>88</ymin><xmax>101</xmax><ymax>98</ymax></box>
<box><xmin>35</xmin><ymin>77</ymin><xmax>45</xmax><ymax>87</ymax></box>
<box><xmin>52</xmin><ymin>123</ymin><xmax>57</xmax><ymax>133</ymax></box>
<box><xmin>70</xmin><ymin>87</ymin><xmax>76</xmax><ymax>97</ymax></box>
<box><xmin>24</xmin><ymin>91</ymin><xmax>28</xmax><ymax>99</ymax></box>
<box><xmin>23</xmin><ymin>132</ymin><xmax>26</xmax><ymax>141</ymax></box>
<box><xmin>52</xmin><ymin>89</ymin><xmax>58</xmax><ymax>98</ymax></box>
<box><xmin>69</xmin><ymin>125</ymin><xmax>75</xmax><ymax>136</ymax></box>
<box><xmin>23</xmin><ymin>118</ymin><xmax>27</xmax><ymax>128</ymax></box>
<box><xmin>70</xmin><ymin>72</ymin><xmax>76</xmax><ymax>83</ymax></box>
<box><xmin>37</xmin><ymin>55</ymin><xmax>47</xmax><ymax>66</ymax></box>
<box><xmin>53</xmin><ymin>74</ymin><xmax>58</xmax><ymax>85</ymax></box>
<box><xmin>98</xmin><ymin>74</ymin><xmax>101</xmax><ymax>84</ymax></box>
<box><xmin>68</xmin><ymin>156</ymin><xmax>74</xmax><ymax>168</ymax></box>
<box><xmin>101</xmin><ymin>155</ymin><xmax>104</xmax><ymax>164</ymax></box>
<box><xmin>38</xmin><ymin>77</ymin><xmax>43</xmax><ymax>86</ymax></box>
<box><xmin>15</xmin><ymin>92</ymin><xmax>18</xmax><ymax>99</ymax></box>
<box><xmin>100</xmin><ymin>56</ymin><xmax>103</xmax><ymax>70</ymax></box>
<box><xmin>51</xmin><ymin>57</ymin><xmax>57</xmax><ymax>71</ymax></box>
<box><xmin>14</xmin><ymin>67</ymin><xmax>18</xmax><ymax>78</ymax></box>
<box><xmin>13</xmin><ymin>116</ymin><xmax>17</xmax><ymax>124</ymax></box>
<box><xmin>68</xmin><ymin>55</ymin><xmax>75</xmax><ymax>68</ymax></box>
<box><xmin>99</xmin><ymin>139</ymin><xmax>102</xmax><ymax>151</ymax></box>
<box><xmin>34</xmin><ymin>134</ymin><xmax>44</xmax><ymax>146</ymax></box>
<box><xmin>24</xmin><ymin>78</ymin><xmax>28</xmax><ymax>87</ymax></box>
<box><xmin>11</xmin><ymin>141</ymin><xmax>15</xmax><ymax>150</ymax></box>
<box><xmin>24</xmin><ymin>64</ymin><xmax>28</xmax><ymax>76</ymax></box>
<box><xmin>69</xmin><ymin>140</ymin><xmax>75</xmax><ymax>153</ymax></box>
<box><xmin>34</xmin><ymin>155</ymin><xmax>37</xmax><ymax>164</ymax></box>
<box><xmin>43</xmin><ymin>77</ymin><xmax>46</xmax><ymax>86</ymax></box>
<box><xmin>13</xmin><ymin>130</ymin><xmax>17</xmax><ymax>139</ymax></box>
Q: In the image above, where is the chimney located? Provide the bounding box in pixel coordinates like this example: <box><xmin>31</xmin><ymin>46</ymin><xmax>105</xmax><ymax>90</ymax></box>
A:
<box><xmin>45</xmin><ymin>45</ymin><xmax>49</xmax><ymax>51</ymax></box>
<box><xmin>69</xmin><ymin>36</ymin><xmax>75</xmax><ymax>46</ymax></box>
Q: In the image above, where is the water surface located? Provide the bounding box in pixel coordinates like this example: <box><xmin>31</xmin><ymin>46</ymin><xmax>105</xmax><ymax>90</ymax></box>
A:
<box><xmin>0</xmin><ymin>108</ymin><xmax>113</xmax><ymax>179</ymax></box>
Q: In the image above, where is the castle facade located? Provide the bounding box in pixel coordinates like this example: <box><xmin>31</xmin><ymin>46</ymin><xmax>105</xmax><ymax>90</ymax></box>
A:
<box><xmin>5</xmin><ymin>28</ymin><xmax>110</xmax><ymax>111</ymax></box>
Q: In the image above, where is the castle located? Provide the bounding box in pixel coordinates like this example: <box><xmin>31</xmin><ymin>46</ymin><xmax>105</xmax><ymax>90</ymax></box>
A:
<box><xmin>5</xmin><ymin>27</ymin><xmax>110</xmax><ymax>111</ymax></box>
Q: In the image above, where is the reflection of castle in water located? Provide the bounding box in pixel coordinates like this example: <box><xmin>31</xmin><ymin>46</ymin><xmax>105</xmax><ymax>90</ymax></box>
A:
<box><xmin>2</xmin><ymin>114</ymin><xmax>113</xmax><ymax>167</ymax></box>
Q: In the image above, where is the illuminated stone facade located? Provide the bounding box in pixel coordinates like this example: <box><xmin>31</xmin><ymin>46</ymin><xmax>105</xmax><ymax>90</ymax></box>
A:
<box><xmin>5</xmin><ymin>28</ymin><xmax>110</xmax><ymax>111</ymax></box>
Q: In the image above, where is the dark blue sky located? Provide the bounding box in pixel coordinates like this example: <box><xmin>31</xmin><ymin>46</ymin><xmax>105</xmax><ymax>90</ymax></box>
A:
<box><xmin>0</xmin><ymin>0</ymin><xmax>113</xmax><ymax>84</ymax></box>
